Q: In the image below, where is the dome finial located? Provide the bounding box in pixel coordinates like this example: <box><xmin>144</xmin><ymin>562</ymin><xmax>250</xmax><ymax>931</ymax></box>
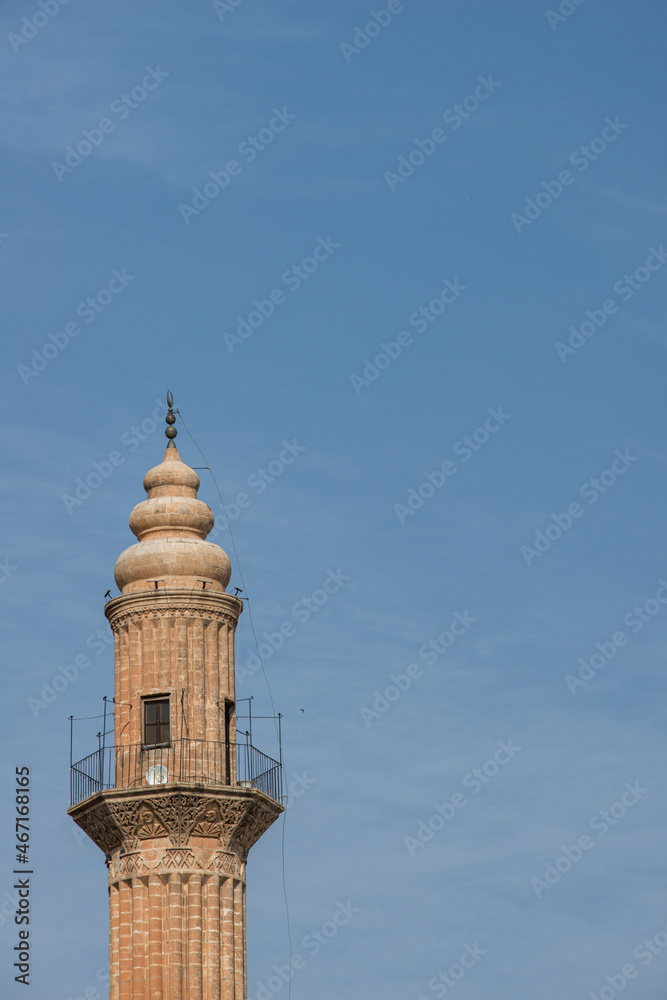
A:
<box><xmin>165</xmin><ymin>390</ymin><xmax>177</xmax><ymax>447</ymax></box>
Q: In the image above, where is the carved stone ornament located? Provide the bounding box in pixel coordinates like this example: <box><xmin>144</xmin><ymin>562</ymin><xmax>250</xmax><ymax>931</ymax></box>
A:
<box><xmin>106</xmin><ymin>604</ymin><xmax>238</xmax><ymax>633</ymax></box>
<box><xmin>109</xmin><ymin>847</ymin><xmax>246</xmax><ymax>883</ymax></box>
<box><xmin>105</xmin><ymin>587</ymin><xmax>243</xmax><ymax>634</ymax></box>
<box><xmin>69</xmin><ymin>784</ymin><xmax>282</xmax><ymax>855</ymax></box>
<box><xmin>110</xmin><ymin>852</ymin><xmax>147</xmax><ymax>879</ymax></box>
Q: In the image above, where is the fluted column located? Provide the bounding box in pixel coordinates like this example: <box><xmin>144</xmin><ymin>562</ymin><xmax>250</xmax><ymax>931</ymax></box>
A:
<box><xmin>221</xmin><ymin>876</ymin><xmax>235</xmax><ymax>1000</ymax></box>
<box><xmin>109</xmin><ymin>882</ymin><xmax>120</xmax><ymax>1000</ymax></box>
<box><xmin>108</xmin><ymin>861</ymin><xmax>250</xmax><ymax>1000</ymax></box>
<box><xmin>168</xmin><ymin>875</ymin><xmax>184</xmax><ymax>1000</ymax></box>
<box><xmin>148</xmin><ymin>874</ymin><xmax>163</xmax><ymax>999</ymax></box>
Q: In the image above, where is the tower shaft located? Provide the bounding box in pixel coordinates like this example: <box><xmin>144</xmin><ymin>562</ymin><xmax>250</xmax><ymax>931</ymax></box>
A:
<box><xmin>69</xmin><ymin>428</ymin><xmax>282</xmax><ymax>999</ymax></box>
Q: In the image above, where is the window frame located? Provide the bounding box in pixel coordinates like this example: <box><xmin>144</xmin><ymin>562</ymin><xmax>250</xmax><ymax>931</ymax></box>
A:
<box><xmin>142</xmin><ymin>695</ymin><xmax>171</xmax><ymax>749</ymax></box>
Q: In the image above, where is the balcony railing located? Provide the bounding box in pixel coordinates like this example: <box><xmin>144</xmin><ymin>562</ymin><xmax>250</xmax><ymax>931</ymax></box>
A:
<box><xmin>69</xmin><ymin>738</ymin><xmax>282</xmax><ymax>808</ymax></box>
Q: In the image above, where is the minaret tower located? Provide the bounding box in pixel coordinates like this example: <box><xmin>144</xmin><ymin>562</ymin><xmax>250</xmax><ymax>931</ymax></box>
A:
<box><xmin>69</xmin><ymin>397</ymin><xmax>283</xmax><ymax>1000</ymax></box>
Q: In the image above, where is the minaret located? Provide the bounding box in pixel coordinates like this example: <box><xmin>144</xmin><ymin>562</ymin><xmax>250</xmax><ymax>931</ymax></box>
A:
<box><xmin>69</xmin><ymin>397</ymin><xmax>283</xmax><ymax>1000</ymax></box>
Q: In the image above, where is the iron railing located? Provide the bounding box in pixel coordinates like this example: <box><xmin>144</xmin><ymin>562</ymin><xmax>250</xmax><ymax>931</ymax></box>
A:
<box><xmin>69</xmin><ymin>737</ymin><xmax>282</xmax><ymax>808</ymax></box>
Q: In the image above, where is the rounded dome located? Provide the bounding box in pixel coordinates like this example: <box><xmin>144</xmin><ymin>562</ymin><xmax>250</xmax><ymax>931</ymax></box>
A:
<box><xmin>113</xmin><ymin>443</ymin><xmax>232</xmax><ymax>595</ymax></box>
<box><xmin>114</xmin><ymin>538</ymin><xmax>231</xmax><ymax>593</ymax></box>
<box><xmin>143</xmin><ymin>459</ymin><xmax>200</xmax><ymax>498</ymax></box>
<box><xmin>129</xmin><ymin>495</ymin><xmax>215</xmax><ymax>541</ymax></box>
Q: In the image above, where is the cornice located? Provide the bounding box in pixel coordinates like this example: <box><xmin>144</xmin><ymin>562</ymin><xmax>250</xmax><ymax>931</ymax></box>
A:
<box><xmin>105</xmin><ymin>587</ymin><xmax>243</xmax><ymax>632</ymax></box>
<box><xmin>68</xmin><ymin>783</ymin><xmax>283</xmax><ymax>855</ymax></box>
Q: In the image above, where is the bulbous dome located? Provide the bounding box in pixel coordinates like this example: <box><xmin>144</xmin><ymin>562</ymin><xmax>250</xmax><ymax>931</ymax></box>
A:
<box><xmin>114</xmin><ymin>443</ymin><xmax>231</xmax><ymax>595</ymax></box>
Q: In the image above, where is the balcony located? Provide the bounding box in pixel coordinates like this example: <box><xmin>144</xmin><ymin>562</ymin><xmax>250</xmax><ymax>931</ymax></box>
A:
<box><xmin>69</xmin><ymin>737</ymin><xmax>282</xmax><ymax>808</ymax></box>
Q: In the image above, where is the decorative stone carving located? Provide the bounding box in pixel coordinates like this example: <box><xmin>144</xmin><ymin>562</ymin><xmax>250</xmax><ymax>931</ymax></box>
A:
<box><xmin>110</xmin><ymin>852</ymin><xmax>146</xmax><ymax>879</ymax></box>
<box><xmin>135</xmin><ymin>803</ymin><xmax>169</xmax><ymax>841</ymax></box>
<box><xmin>207</xmin><ymin>851</ymin><xmax>245</xmax><ymax>877</ymax></box>
<box><xmin>70</xmin><ymin>785</ymin><xmax>282</xmax><ymax>855</ymax></box>
<box><xmin>149</xmin><ymin>791</ymin><xmax>210</xmax><ymax>846</ymax></box>
<box><xmin>72</xmin><ymin>799</ymin><xmax>141</xmax><ymax>853</ymax></box>
<box><xmin>77</xmin><ymin>803</ymin><xmax>121</xmax><ymax>852</ymax></box>
<box><xmin>108</xmin><ymin>845</ymin><xmax>246</xmax><ymax>885</ymax></box>
<box><xmin>160</xmin><ymin>848</ymin><xmax>201</xmax><ymax>870</ymax></box>
<box><xmin>107</xmin><ymin>605</ymin><xmax>238</xmax><ymax>632</ymax></box>
<box><xmin>190</xmin><ymin>799</ymin><xmax>247</xmax><ymax>843</ymax></box>
<box><xmin>232</xmin><ymin>798</ymin><xmax>282</xmax><ymax>850</ymax></box>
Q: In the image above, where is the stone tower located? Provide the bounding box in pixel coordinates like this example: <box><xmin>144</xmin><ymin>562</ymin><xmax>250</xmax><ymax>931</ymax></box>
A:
<box><xmin>69</xmin><ymin>400</ymin><xmax>283</xmax><ymax>999</ymax></box>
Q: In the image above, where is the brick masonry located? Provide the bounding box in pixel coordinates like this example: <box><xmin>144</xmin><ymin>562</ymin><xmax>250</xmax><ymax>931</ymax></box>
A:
<box><xmin>68</xmin><ymin>443</ymin><xmax>283</xmax><ymax>999</ymax></box>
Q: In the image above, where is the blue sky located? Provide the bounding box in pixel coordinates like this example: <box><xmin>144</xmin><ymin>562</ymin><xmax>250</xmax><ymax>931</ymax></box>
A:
<box><xmin>2</xmin><ymin>1</ymin><xmax>667</xmax><ymax>997</ymax></box>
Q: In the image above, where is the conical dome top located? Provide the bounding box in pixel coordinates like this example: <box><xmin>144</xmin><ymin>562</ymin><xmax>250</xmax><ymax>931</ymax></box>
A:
<box><xmin>113</xmin><ymin>404</ymin><xmax>231</xmax><ymax>595</ymax></box>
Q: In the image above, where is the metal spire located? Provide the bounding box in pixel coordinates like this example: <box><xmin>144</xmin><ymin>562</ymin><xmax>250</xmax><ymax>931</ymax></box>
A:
<box><xmin>165</xmin><ymin>390</ymin><xmax>177</xmax><ymax>447</ymax></box>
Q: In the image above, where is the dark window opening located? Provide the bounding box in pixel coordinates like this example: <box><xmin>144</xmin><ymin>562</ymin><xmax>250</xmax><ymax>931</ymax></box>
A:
<box><xmin>224</xmin><ymin>700</ymin><xmax>233</xmax><ymax>784</ymax></box>
<box><xmin>144</xmin><ymin>697</ymin><xmax>170</xmax><ymax>746</ymax></box>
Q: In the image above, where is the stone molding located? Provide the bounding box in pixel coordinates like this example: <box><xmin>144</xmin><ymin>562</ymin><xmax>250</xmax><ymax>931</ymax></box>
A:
<box><xmin>105</xmin><ymin>588</ymin><xmax>242</xmax><ymax>633</ymax></box>
<box><xmin>69</xmin><ymin>784</ymin><xmax>282</xmax><ymax>855</ymax></box>
<box><xmin>109</xmin><ymin>846</ymin><xmax>246</xmax><ymax>883</ymax></box>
